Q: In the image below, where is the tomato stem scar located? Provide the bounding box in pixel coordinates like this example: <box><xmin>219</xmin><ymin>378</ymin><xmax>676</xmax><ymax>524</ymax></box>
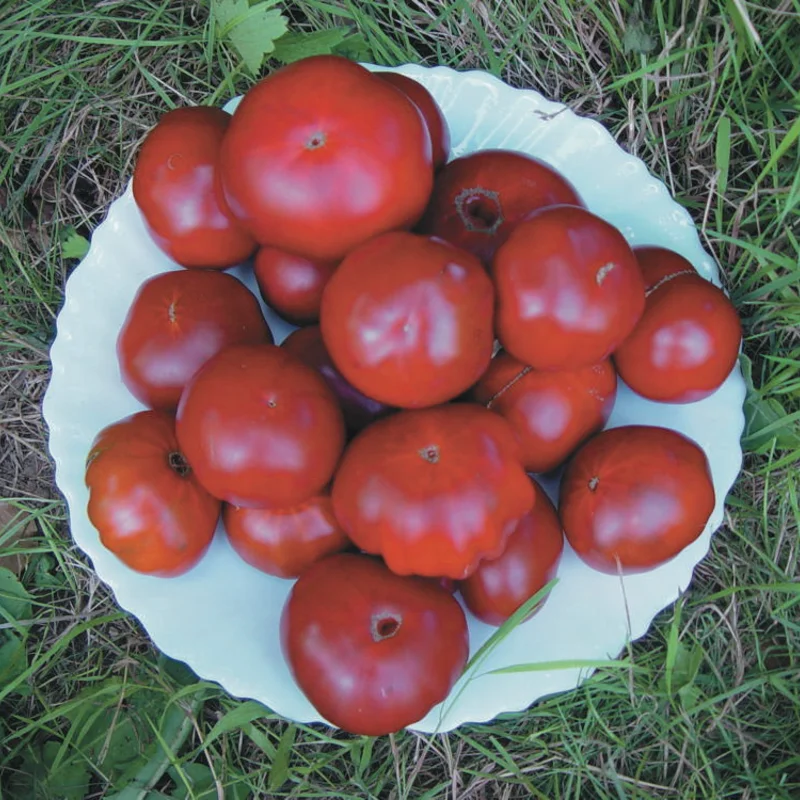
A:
<box><xmin>419</xmin><ymin>445</ymin><xmax>440</xmax><ymax>463</ymax></box>
<box><xmin>371</xmin><ymin>613</ymin><xmax>401</xmax><ymax>642</ymax></box>
<box><xmin>455</xmin><ymin>187</ymin><xmax>504</xmax><ymax>234</ymax></box>
<box><xmin>168</xmin><ymin>451</ymin><xmax>191</xmax><ymax>477</ymax></box>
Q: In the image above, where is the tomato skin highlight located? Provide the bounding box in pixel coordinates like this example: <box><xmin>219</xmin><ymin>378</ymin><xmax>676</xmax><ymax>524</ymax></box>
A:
<box><xmin>218</xmin><ymin>55</ymin><xmax>434</xmax><ymax>262</ymax></box>
<box><xmin>459</xmin><ymin>478</ymin><xmax>564</xmax><ymax>626</ymax></box>
<box><xmin>613</xmin><ymin>246</ymin><xmax>742</xmax><ymax>403</ymax></box>
<box><xmin>85</xmin><ymin>410</ymin><xmax>220</xmax><ymax>577</ymax></box>
<box><xmin>320</xmin><ymin>231</ymin><xmax>495</xmax><ymax>409</ymax></box>
<box><xmin>472</xmin><ymin>351</ymin><xmax>617</xmax><ymax>473</ymax></box>
<box><xmin>331</xmin><ymin>404</ymin><xmax>535</xmax><ymax>580</ymax></box>
<box><xmin>175</xmin><ymin>343</ymin><xmax>345</xmax><ymax>508</ymax></box>
<box><xmin>493</xmin><ymin>205</ymin><xmax>646</xmax><ymax>371</ymax></box>
<box><xmin>558</xmin><ymin>425</ymin><xmax>715</xmax><ymax>574</ymax></box>
<box><xmin>280</xmin><ymin>553</ymin><xmax>469</xmax><ymax>736</ymax></box>
<box><xmin>132</xmin><ymin>107</ymin><xmax>257</xmax><ymax>268</ymax></box>
<box><xmin>117</xmin><ymin>269</ymin><xmax>271</xmax><ymax>410</ymax></box>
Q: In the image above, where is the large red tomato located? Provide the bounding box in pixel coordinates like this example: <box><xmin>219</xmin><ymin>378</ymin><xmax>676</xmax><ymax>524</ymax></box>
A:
<box><xmin>281</xmin><ymin>326</ymin><xmax>393</xmax><ymax>435</ymax></box>
<box><xmin>458</xmin><ymin>478</ymin><xmax>564</xmax><ymax>626</ymax></box>
<box><xmin>218</xmin><ymin>56</ymin><xmax>433</xmax><ymax>262</ymax></box>
<box><xmin>558</xmin><ymin>425</ymin><xmax>715</xmax><ymax>574</ymax></box>
<box><xmin>418</xmin><ymin>150</ymin><xmax>584</xmax><ymax>266</ymax></box>
<box><xmin>132</xmin><ymin>107</ymin><xmax>256</xmax><ymax>268</ymax></box>
<box><xmin>85</xmin><ymin>410</ymin><xmax>220</xmax><ymax>577</ymax></box>
<box><xmin>494</xmin><ymin>205</ymin><xmax>646</xmax><ymax>371</ymax></box>
<box><xmin>613</xmin><ymin>246</ymin><xmax>742</xmax><ymax>403</ymax></box>
<box><xmin>375</xmin><ymin>71</ymin><xmax>450</xmax><ymax>170</ymax></box>
<box><xmin>331</xmin><ymin>404</ymin><xmax>535</xmax><ymax>579</ymax></box>
<box><xmin>253</xmin><ymin>246</ymin><xmax>338</xmax><ymax>325</ymax></box>
<box><xmin>281</xmin><ymin>553</ymin><xmax>469</xmax><ymax>735</ymax></box>
<box><xmin>222</xmin><ymin>491</ymin><xmax>350</xmax><ymax>578</ymax></box>
<box><xmin>320</xmin><ymin>231</ymin><xmax>495</xmax><ymax>408</ymax></box>
<box><xmin>472</xmin><ymin>351</ymin><xmax>617</xmax><ymax>473</ymax></box>
<box><xmin>117</xmin><ymin>270</ymin><xmax>271</xmax><ymax>410</ymax></box>
<box><xmin>175</xmin><ymin>344</ymin><xmax>345</xmax><ymax>508</ymax></box>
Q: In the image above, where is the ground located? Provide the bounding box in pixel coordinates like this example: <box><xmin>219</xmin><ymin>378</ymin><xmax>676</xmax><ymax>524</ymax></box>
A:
<box><xmin>0</xmin><ymin>1</ymin><xmax>798</xmax><ymax>798</ymax></box>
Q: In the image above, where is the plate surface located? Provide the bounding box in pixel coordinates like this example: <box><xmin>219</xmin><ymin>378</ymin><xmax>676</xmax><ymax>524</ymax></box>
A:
<box><xmin>42</xmin><ymin>63</ymin><xmax>746</xmax><ymax>733</ymax></box>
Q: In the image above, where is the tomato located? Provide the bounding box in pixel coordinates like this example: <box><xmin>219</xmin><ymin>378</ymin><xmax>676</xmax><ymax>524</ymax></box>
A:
<box><xmin>280</xmin><ymin>553</ymin><xmax>469</xmax><ymax>735</ymax></box>
<box><xmin>222</xmin><ymin>491</ymin><xmax>350</xmax><ymax>578</ymax></box>
<box><xmin>117</xmin><ymin>270</ymin><xmax>271</xmax><ymax>410</ymax></box>
<box><xmin>418</xmin><ymin>150</ymin><xmax>583</xmax><ymax>266</ymax></box>
<box><xmin>85</xmin><ymin>410</ymin><xmax>220</xmax><ymax>577</ymax></box>
<box><xmin>558</xmin><ymin>425</ymin><xmax>715</xmax><ymax>574</ymax></box>
<box><xmin>320</xmin><ymin>231</ymin><xmax>495</xmax><ymax>408</ymax></box>
<box><xmin>613</xmin><ymin>246</ymin><xmax>742</xmax><ymax>403</ymax></box>
<box><xmin>253</xmin><ymin>246</ymin><xmax>338</xmax><ymax>325</ymax></box>
<box><xmin>331</xmin><ymin>404</ymin><xmax>535</xmax><ymax>579</ymax></box>
<box><xmin>375</xmin><ymin>71</ymin><xmax>450</xmax><ymax>170</ymax></box>
<box><xmin>281</xmin><ymin>326</ymin><xmax>393</xmax><ymax>435</ymax></box>
<box><xmin>132</xmin><ymin>107</ymin><xmax>256</xmax><ymax>268</ymax></box>
<box><xmin>219</xmin><ymin>55</ymin><xmax>433</xmax><ymax>262</ymax></box>
<box><xmin>472</xmin><ymin>351</ymin><xmax>617</xmax><ymax>473</ymax></box>
<box><xmin>175</xmin><ymin>344</ymin><xmax>345</xmax><ymax>508</ymax></box>
<box><xmin>458</xmin><ymin>478</ymin><xmax>563</xmax><ymax>626</ymax></box>
<box><xmin>494</xmin><ymin>205</ymin><xmax>646</xmax><ymax>371</ymax></box>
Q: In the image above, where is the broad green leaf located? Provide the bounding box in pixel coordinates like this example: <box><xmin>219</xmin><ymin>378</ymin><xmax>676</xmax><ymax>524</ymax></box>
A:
<box><xmin>204</xmin><ymin>699</ymin><xmax>272</xmax><ymax>746</ymax></box>
<box><xmin>41</xmin><ymin>741</ymin><xmax>91</xmax><ymax>800</ymax></box>
<box><xmin>168</xmin><ymin>763</ymin><xmax>216</xmax><ymax>799</ymax></box>
<box><xmin>333</xmin><ymin>32</ymin><xmax>372</xmax><ymax>62</ymax></box>
<box><xmin>157</xmin><ymin>653</ymin><xmax>199</xmax><ymax>688</ymax></box>
<box><xmin>268</xmin><ymin>723</ymin><xmax>296</xmax><ymax>791</ymax></box>
<box><xmin>61</xmin><ymin>229</ymin><xmax>90</xmax><ymax>260</ymax></box>
<box><xmin>622</xmin><ymin>17</ymin><xmax>656</xmax><ymax>54</ymax></box>
<box><xmin>0</xmin><ymin>565</ymin><xmax>32</xmax><ymax>623</ymax></box>
<box><xmin>213</xmin><ymin>0</ymin><xmax>289</xmax><ymax>75</ymax></box>
<box><xmin>0</xmin><ymin>634</ymin><xmax>27</xmax><ymax>685</ymax></box>
<box><xmin>660</xmin><ymin>639</ymin><xmax>705</xmax><ymax>702</ymax></box>
<box><xmin>272</xmin><ymin>28</ymin><xmax>349</xmax><ymax>64</ymax></box>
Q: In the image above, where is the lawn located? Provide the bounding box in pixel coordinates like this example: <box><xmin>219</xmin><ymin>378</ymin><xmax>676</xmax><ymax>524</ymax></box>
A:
<box><xmin>0</xmin><ymin>0</ymin><xmax>798</xmax><ymax>797</ymax></box>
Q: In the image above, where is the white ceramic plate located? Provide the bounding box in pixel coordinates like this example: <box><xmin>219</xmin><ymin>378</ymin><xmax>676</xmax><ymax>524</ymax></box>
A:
<box><xmin>42</xmin><ymin>63</ymin><xmax>746</xmax><ymax>733</ymax></box>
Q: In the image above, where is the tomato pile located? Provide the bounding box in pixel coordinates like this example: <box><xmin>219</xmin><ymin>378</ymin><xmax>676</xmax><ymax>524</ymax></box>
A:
<box><xmin>84</xmin><ymin>55</ymin><xmax>742</xmax><ymax>736</ymax></box>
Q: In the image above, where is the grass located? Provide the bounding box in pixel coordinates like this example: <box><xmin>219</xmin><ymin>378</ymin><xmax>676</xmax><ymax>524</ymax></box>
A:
<box><xmin>1</xmin><ymin>0</ymin><xmax>798</xmax><ymax>797</ymax></box>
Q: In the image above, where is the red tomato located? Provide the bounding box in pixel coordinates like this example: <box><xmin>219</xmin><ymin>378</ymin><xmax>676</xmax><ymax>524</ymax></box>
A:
<box><xmin>459</xmin><ymin>478</ymin><xmax>564</xmax><ymax>626</ymax></box>
<box><xmin>472</xmin><ymin>351</ymin><xmax>617</xmax><ymax>473</ymax></box>
<box><xmin>331</xmin><ymin>404</ymin><xmax>535</xmax><ymax>579</ymax></box>
<box><xmin>613</xmin><ymin>247</ymin><xmax>742</xmax><ymax>403</ymax></box>
<box><xmin>85</xmin><ymin>410</ymin><xmax>220</xmax><ymax>577</ymax></box>
<box><xmin>222</xmin><ymin>491</ymin><xmax>350</xmax><ymax>578</ymax></box>
<box><xmin>376</xmin><ymin>71</ymin><xmax>450</xmax><ymax>169</ymax></box>
<box><xmin>280</xmin><ymin>553</ymin><xmax>469</xmax><ymax>735</ymax></box>
<box><xmin>281</xmin><ymin>326</ymin><xmax>393</xmax><ymax>435</ymax></box>
<box><xmin>418</xmin><ymin>150</ymin><xmax>584</xmax><ymax>266</ymax></box>
<box><xmin>494</xmin><ymin>205</ymin><xmax>646</xmax><ymax>371</ymax></box>
<box><xmin>117</xmin><ymin>270</ymin><xmax>271</xmax><ymax>410</ymax></box>
<box><xmin>320</xmin><ymin>231</ymin><xmax>495</xmax><ymax>408</ymax></box>
<box><xmin>253</xmin><ymin>246</ymin><xmax>338</xmax><ymax>325</ymax></box>
<box><xmin>558</xmin><ymin>425</ymin><xmax>715</xmax><ymax>574</ymax></box>
<box><xmin>175</xmin><ymin>344</ymin><xmax>345</xmax><ymax>508</ymax></box>
<box><xmin>219</xmin><ymin>56</ymin><xmax>433</xmax><ymax>262</ymax></box>
<box><xmin>132</xmin><ymin>107</ymin><xmax>256</xmax><ymax>268</ymax></box>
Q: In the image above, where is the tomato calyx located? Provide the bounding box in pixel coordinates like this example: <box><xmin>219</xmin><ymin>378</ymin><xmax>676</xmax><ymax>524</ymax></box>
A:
<box><xmin>455</xmin><ymin>187</ymin><xmax>504</xmax><ymax>234</ymax></box>
<box><xmin>168</xmin><ymin>451</ymin><xmax>191</xmax><ymax>478</ymax></box>
<box><xmin>371</xmin><ymin>611</ymin><xmax>402</xmax><ymax>642</ymax></box>
<box><xmin>484</xmin><ymin>364</ymin><xmax>533</xmax><ymax>410</ymax></box>
<box><xmin>305</xmin><ymin>131</ymin><xmax>327</xmax><ymax>150</ymax></box>
<box><xmin>418</xmin><ymin>444</ymin><xmax>440</xmax><ymax>464</ymax></box>
<box><xmin>588</xmin><ymin>475</ymin><xmax>600</xmax><ymax>491</ymax></box>
<box><xmin>644</xmin><ymin>268</ymin><xmax>697</xmax><ymax>297</ymax></box>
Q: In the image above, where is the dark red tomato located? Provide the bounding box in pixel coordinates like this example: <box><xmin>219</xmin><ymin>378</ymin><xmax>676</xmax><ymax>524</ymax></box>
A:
<box><xmin>85</xmin><ymin>410</ymin><xmax>220</xmax><ymax>577</ymax></box>
<box><xmin>458</xmin><ymin>478</ymin><xmax>564</xmax><ymax>626</ymax></box>
<box><xmin>281</xmin><ymin>553</ymin><xmax>469</xmax><ymax>735</ymax></box>
<box><xmin>320</xmin><ymin>231</ymin><xmax>495</xmax><ymax>408</ymax></box>
<box><xmin>219</xmin><ymin>56</ymin><xmax>433</xmax><ymax>262</ymax></box>
<box><xmin>472</xmin><ymin>351</ymin><xmax>617</xmax><ymax>473</ymax></box>
<box><xmin>132</xmin><ymin>107</ymin><xmax>256</xmax><ymax>268</ymax></box>
<box><xmin>331</xmin><ymin>404</ymin><xmax>535</xmax><ymax>580</ymax></box>
<box><xmin>375</xmin><ymin>71</ymin><xmax>450</xmax><ymax>170</ymax></box>
<box><xmin>175</xmin><ymin>344</ymin><xmax>345</xmax><ymax>508</ymax></box>
<box><xmin>117</xmin><ymin>270</ymin><xmax>271</xmax><ymax>410</ymax></box>
<box><xmin>281</xmin><ymin>326</ymin><xmax>393</xmax><ymax>435</ymax></box>
<box><xmin>253</xmin><ymin>246</ymin><xmax>338</xmax><ymax>325</ymax></box>
<box><xmin>222</xmin><ymin>491</ymin><xmax>350</xmax><ymax>578</ymax></box>
<box><xmin>558</xmin><ymin>425</ymin><xmax>715</xmax><ymax>574</ymax></box>
<box><xmin>613</xmin><ymin>247</ymin><xmax>742</xmax><ymax>403</ymax></box>
<box><xmin>494</xmin><ymin>205</ymin><xmax>646</xmax><ymax>371</ymax></box>
<box><xmin>418</xmin><ymin>150</ymin><xmax>584</xmax><ymax>266</ymax></box>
